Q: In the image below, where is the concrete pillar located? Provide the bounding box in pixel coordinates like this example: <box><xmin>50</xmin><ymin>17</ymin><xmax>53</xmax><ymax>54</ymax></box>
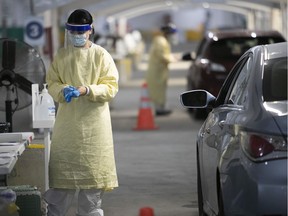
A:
<box><xmin>270</xmin><ymin>2</ymin><xmax>287</xmax><ymax>39</ymax></box>
<box><xmin>280</xmin><ymin>2</ymin><xmax>287</xmax><ymax>39</ymax></box>
<box><xmin>51</xmin><ymin>9</ymin><xmax>60</xmax><ymax>56</ymax></box>
<box><xmin>42</xmin><ymin>9</ymin><xmax>59</xmax><ymax>66</ymax></box>
<box><xmin>271</xmin><ymin>8</ymin><xmax>282</xmax><ymax>32</ymax></box>
<box><xmin>43</xmin><ymin>9</ymin><xmax>59</xmax><ymax>56</ymax></box>
<box><xmin>246</xmin><ymin>10</ymin><xmax>255</xmax><ymax>30</ymax></box>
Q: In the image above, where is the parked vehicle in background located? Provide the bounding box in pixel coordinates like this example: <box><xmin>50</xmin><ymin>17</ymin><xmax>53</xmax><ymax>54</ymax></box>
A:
<box><xmin>182</xmin><ymin>29</ymin><xmax>286</xmax><ymax>119</ymax></box>
<box><xmin>180</xmin><ymin>42</ymin><xmax>287</xmax><ymax>216</ymax></box>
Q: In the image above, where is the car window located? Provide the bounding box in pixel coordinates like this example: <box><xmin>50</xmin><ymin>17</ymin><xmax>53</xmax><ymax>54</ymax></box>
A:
<box><xmin>215</xmin><ymin>54</ymin><xmax>250</xmax><ymax>105</ymax></box>
<box><xmin>205</xmin><ymin>36</ymin><xmax>285</xmax><ymax>63</ymax></box>
<box><xmin>256</xmin><ymin>36</ymin><xmax>286</xmax><ymax>45</ymax></box>
<box><xmin>207</xmin><ymin>40</ymin><xmax>240</xmax><ymax>62</ymax></box>
<box><xmin>227</xmin><ymin>56</ymin><xmax>253</xmax><ymax>106</ymax></box>
<box><xmin>263</xmin><ymin>57</ymin><xmax>287</xmax><ymax>101</ymax></box>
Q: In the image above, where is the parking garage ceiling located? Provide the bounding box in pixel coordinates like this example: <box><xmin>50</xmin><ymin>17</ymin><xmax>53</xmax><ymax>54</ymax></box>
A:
<box><xmin>33</xmin><ymin>0</ymin><xmax>287</xmax><ymax>17</ymax></box>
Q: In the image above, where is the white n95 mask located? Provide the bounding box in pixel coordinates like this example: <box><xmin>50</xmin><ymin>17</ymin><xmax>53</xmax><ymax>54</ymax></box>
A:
<box><xmin>68</xmin><ymin>33</ymin><xmax>87</xmax><ymax>47</ymax></box>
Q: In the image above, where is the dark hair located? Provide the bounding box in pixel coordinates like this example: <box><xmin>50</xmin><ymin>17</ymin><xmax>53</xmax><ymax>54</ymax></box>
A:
<box><xmin>67</xmin><ymin>9</ymin><xmax>93</xmax><ymax>25</ymax></box>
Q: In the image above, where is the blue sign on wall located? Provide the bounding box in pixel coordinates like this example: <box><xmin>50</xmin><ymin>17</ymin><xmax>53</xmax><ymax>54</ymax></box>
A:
<box><xmin>24</xmin><ymin>17</ymin><xmax>45</xmax><ymax>46</ymax></box>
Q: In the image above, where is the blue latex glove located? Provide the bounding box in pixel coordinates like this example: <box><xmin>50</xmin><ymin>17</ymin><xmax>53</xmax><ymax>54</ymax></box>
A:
<box><xmin>63</xmin><ymin>86</ymin><xmax>80</xmax><ymax>103</ymax></box>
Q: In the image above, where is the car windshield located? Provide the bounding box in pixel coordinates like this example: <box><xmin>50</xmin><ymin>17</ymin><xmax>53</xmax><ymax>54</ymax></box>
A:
<box><xmin>206</xmin><ymin>37</ymin><xmax>285</xmax><ymax>62</ymax></box>
<box><xmin>263</xmin><ymin>57</ymin><xmax>287</xmax><ymax>102</ymax></box>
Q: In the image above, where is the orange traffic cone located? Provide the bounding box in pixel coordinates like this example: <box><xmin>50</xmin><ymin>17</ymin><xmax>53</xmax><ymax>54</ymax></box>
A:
<box><xmin>139</xmin><ymin>207</ymin><xmax>154</xmax><ymax>216</ymax></box>
<box><xmin>133</xmin><ymin>82</ymin><xmax>158</xmax><ymax>130</ymax></box>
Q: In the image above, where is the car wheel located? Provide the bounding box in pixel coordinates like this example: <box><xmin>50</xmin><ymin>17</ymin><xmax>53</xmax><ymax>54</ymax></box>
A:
<box><xmin>197</xmin><ymin>148</ymin><xmax>207</xmax><ymax>216</ymax></box>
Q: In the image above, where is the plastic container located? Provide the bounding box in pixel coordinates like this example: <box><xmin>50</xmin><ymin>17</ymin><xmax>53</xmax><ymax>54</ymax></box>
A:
<box><xmin>36</xmin><ymin>84</ymin><xmax>56</xmax><ymax>121</ymax></box>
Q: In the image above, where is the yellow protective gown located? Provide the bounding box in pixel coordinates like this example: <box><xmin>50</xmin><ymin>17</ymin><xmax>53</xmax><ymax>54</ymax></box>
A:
<box><xmin>46</xmin><ymin>43</ymin><xmax>119</xmax><ymax>190</ymax></box>
<box><xmin>146</xmin><ymin>35</ymin><xmax>174</xmax><ymax>107</ymax></box>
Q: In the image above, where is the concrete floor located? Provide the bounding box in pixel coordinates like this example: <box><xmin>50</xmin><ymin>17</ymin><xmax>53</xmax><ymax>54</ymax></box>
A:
<box><xmin>6</xmin><ymin>41</ymin><xmax>203</xmax><ymax>216</ymax></box>
<box><xmin>65</xmin><ymin>54</ymin><xmax>203</xmax><ymax>216</ymax></box>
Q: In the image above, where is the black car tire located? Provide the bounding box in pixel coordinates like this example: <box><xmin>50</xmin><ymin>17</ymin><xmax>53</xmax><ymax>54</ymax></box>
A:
<box><xmin>197</xmin><ymin>147</ymin><xmax>208</xmax><ymax>216</ymax></box>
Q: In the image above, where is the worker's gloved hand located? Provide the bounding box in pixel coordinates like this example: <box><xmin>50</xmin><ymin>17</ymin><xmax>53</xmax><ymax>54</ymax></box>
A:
<box><xmin>63</xmin><ymin>86</ymin><xmax>80</xmax><ymax>103</ymax></box>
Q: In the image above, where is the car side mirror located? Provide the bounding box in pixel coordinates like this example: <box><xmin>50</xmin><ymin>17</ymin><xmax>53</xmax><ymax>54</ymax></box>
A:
<box><xmin>180</xmin><ymin>90</ymin><xmax>216</xmax><ymax>108</ymax></box>
<box><xmin>182</xmin><ymin>53</ymin><xmax>192</xmax><ymax>61</ymax></box>
<box><xmin>182</xmin><ymin>51</ymin><xmax>196</xmax><ymax>61</ymax></box>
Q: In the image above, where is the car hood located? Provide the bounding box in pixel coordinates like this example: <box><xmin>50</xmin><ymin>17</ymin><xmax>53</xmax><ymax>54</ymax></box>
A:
<box><xmin>263</xmin><ymin>101</ymin><xmax>288</xmax><ymax>135</ymax></box>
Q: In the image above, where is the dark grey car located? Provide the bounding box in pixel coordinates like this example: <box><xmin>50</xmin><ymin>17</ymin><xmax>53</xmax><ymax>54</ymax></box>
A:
<box><xmin>180</xmin><ymin>42</ymin><xmax>287</xmax><ymax>216</ymax></box>
<box><xmin>182</xmin><ymin>29</ymin><xmax>286</xmax><ymax>119</ymax></box>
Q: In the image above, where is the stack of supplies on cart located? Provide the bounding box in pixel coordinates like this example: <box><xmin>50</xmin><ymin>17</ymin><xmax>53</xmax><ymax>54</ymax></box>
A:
<box><xmin>0</xmin><ymin>185</ymin><xmax>41</xmax><ymax>216</ymax></box>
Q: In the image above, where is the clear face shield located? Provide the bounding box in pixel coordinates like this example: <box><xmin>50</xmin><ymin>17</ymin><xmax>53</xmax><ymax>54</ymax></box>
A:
<box><xmin>64</xmin><ymin>23</ymin><xmax>93</xmax><ymax>48</ymax></box>
<box><xmin>168</xmin><ymin>33</ymin><xmax>179</xmax><ymax>45</ymax></box>
<box><xmin>166</xmin><ymin>27</ymin><xmax>178</xmax><ymax>46</ymax></box>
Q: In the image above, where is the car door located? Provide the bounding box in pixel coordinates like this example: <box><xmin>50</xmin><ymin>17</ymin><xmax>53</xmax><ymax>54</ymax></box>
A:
<box><xmin>199</xmin><ymin>53</ymin><xmax>253</xmax><ymax>214</ymax></box>
<box><xmin>217</xmin><ymin>53</ymin><xmax>255</xmax><ymax>214</ymax></box>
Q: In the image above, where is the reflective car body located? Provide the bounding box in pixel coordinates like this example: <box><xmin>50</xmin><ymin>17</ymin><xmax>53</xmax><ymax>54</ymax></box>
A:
<box><xmin>180</xmin><ymin>42</ymin><xmax>287</xmax><ymax>216</ymax></box>
<box><xmin>183</xmin><ymin>29</ymin><xmax>286</xmax><ymax>118</ymax></box>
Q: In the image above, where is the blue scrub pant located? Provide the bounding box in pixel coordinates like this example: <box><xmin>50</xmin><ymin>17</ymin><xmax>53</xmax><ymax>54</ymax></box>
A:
<box><xmin>44</xmin><ymin>188</ymin><xmax>104</xmax><ymax>216</ymax></box>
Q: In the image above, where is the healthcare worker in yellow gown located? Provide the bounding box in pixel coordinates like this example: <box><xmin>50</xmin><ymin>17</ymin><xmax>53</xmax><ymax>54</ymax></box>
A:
<box><xmin>44</xmin><ymin>9</ymin><xmax>118</xmax><ymax>216</ymax></box>
<box><xmin>146</xmin><ymin>23</ymin><xmax>177</xmax><ymax>116</ymax></box>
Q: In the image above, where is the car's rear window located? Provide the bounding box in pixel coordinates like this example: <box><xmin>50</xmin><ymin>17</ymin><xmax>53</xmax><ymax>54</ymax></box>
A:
<box><xmin>263</xmin><ymin>57</ymin><xmax>287</xmax><ymax>102</ymax></box>
<box><xmin>207</xmin><ymin>36</ymin><xmax>285</xmax><ymax>62</ymax></box>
